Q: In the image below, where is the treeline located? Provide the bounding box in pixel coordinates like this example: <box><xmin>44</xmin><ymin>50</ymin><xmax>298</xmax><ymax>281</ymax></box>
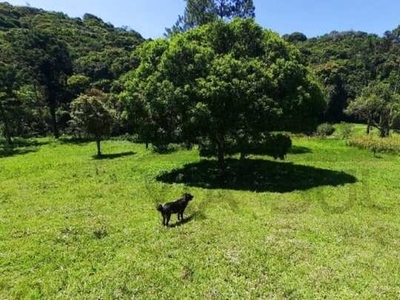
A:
<box><xmin>0</xmin><ymin>2</ymin><xmax>143</xmax><ymax>141</ymax></box>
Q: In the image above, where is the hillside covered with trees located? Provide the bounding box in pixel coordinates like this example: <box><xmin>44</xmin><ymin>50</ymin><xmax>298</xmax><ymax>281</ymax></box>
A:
<box><xmin>1</xmin><ymin>1</ymin><xmax>400</xmax><ymax>145</ymax></box>
<box><xmin>0</xmin><ymin>1</ymin><xmax>144</xmax><ymax>139</ymax></box>
<box><xmin>284</xmin><ymin>29</ymin><xmax>400</xmax><ymax>125</ymax></box>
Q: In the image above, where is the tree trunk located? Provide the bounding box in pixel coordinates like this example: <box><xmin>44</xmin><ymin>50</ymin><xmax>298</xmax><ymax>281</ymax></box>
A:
<box><xmin>0</xmin><ymin>107</ymin><xmax>12</xmax><ymax>146</ymax></box>
<box><xmin>96</xmin><ymin>139</ymin><xmax>101</xmax><ymax>157</ymax></box>
<box><xmin>217</xmin><ymin>149</ymin><xmax>225</xmax><ymax>174</ymax></box>
<box><xmin>145</xmin><ymin>141</ymin><xmax>149</xmax><ymax>149</ymax></box>
<box><xmin>366</xmin><ymin>117</ymin><xmax>371</xmax><ymax>135</ymax></box>
<box><xmin>216</xmin><ymin>138</ymin><xmax>226</xmax><ymax>175</ymax></box>
<box><xmin>380</xmin><ymin>118</ymin><xmax>390</xmax><ymax>138</ymax></box>
<box><xmin>240</xmin><ymin>152</ymin><xmax>246</xmax><ymax>161</ymax></box>
<box><xmin>385</xmin><ymin>126</ymin><xmax>390</xmax><ymax>137</ymax></box>
<box><xmin>375</xmin><ymin>116</ymin><xmax>390</xmax><ymax>138</ymax></box>
<box><xmin>3</xmin><ymin>119</ymin><xmax>12</xmax><ymax>146</ymax></box>
<box><xmin>379</xmin><ymin>125</ymin><xmax>390</xmax><ymax>138</ymax></box>
<box><xmin>218</xmin><ymin>3</ymin><xmax>224</xmax><ymax>18</ymax></box>
<box><xmin>49</xmin><ymin>101</ymin><xmax>59</xmax><ymax>139</ymax></box>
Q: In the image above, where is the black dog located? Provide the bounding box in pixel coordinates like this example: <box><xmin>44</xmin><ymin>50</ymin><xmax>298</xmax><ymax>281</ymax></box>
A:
<box><xmin>157</xmin><ymin>193</ymin><xmax>194</xmax><ymax>226</ymax></box>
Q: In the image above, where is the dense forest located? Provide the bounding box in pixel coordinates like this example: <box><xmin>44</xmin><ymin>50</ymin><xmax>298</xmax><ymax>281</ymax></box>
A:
<box><xmin>1</xmin><ymin>1</ymin><xmax>400</xmax><ymax>145</ymax></box>
<box><xmin>284</xmin><ymin>30</ymin><xmax>400</xmax><ymax>125</ymax></box>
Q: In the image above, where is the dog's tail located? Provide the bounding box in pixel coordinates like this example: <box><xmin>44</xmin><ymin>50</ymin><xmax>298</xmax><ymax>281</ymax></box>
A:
<box><xmin>156</xmin><ymin>204</ymin><xmax>163</xmax><ymax>212</ymax></box>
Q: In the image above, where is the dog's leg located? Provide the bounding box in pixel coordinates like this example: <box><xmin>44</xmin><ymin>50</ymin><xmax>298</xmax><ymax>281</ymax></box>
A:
<box><xmin>166</xmin><ymin>214</ymin><xmax>171</xmax><ymax>226</ymax></box>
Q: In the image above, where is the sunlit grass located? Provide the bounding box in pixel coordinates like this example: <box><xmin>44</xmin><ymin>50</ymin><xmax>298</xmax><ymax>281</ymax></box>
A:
<box><xmin>1</xmin><ymin>136</ymin><xmax>400</xmax><ymax>298</ymax></box>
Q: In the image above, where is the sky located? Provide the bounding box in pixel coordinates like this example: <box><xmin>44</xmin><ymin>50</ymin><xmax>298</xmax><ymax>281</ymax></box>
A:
<box><xmin>5</xmin><ymin>0</ymin><xmax>400</xmax><ymax>39</ymax></box>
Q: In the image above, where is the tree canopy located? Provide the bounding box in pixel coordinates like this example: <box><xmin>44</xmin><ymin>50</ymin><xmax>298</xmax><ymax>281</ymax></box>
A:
<box><xmin>123</xmin><ymin>19</ymin><xmax>325</xmax><ymax>170</ymax></box>
<box><xmin>70</xmin><ymin>89</ymin><xmax>116</xmax><ymax>156</ymax></box>
<box><xmin>166</xmin><ymin>0</ymin><xmax>255</xmax><ymax>35</ymax></box>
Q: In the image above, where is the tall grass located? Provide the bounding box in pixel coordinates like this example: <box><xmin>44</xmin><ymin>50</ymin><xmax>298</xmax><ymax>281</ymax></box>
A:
<box><xmin>347</xmin><ymin>135</ymin><xmax>400</xmax><ymax>154</ymax></box>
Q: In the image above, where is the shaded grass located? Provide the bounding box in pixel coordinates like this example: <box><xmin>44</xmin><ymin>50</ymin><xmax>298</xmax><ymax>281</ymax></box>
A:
<box><xmin>93</xmin><ymin>151</ymin><xmax>136</xmax><ymax>160</ymax></box>
<box><xmin>0</xmin><ymin>147</ymin><xmax>37</xmax><ymax>158</ymax></box>
<box><xmin>0</xmin><ymin>138</ymin><xmax>48</xmax><ymax>158</ymax></box>
<box><xmin>166</xmin><ymin>213</ymin><xmax>198</xmax><ymax>228</ymax></box>
<box><xmin>288</xmin><ymin>145</ymin><xmax>312</xmax><ymax>154</ymax></box>
<box><xmin>1</xmin><ymin>137</ymin><xmax>400</xmax><ymax>298</ymax></box>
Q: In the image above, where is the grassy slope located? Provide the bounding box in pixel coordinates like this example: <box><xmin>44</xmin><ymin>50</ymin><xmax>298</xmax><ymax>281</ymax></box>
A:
<box><xmin>1</xmin><ymin>137</ymin><xmax>400</xmax><ymax>299</ymax></box>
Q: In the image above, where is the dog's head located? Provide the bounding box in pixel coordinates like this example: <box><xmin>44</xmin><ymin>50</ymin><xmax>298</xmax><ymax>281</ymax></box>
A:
<box><xmin>183</xmin><ymin>193</ymin><xmax>194</xmax><ymax>201</ymax></box>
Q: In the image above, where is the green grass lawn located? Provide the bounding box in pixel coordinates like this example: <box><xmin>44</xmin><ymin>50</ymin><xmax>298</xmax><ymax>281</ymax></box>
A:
<box><xmin>1</xmin><ymin>137</ymin><xmax>400</xmax><ymax>299</ymax></box>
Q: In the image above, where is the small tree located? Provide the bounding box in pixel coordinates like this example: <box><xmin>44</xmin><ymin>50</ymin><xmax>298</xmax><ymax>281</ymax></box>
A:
<box><xmin>346</xmin><ymin>82</ymin><xmax>400</xmax><ymax>137</ymax></box>
<box><xmin>70</xmin><ymin>89</ymin><xmax>115</xmax><ymax>156</ymax></box>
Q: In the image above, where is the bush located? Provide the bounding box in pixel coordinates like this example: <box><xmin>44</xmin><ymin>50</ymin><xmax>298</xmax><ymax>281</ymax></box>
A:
<box><xmin>316</xmin><ymin>123</ymin><xmax>335</xmax><ymax>138</ymax></box>
<box><xmin>198</xmin><ymin>133</ymin><xmax>292</xmax><ymax>160</ymax></box>
<box><xmin>347</xmin><ymin>135</ymin><xmax>400</xmax><ymax>154</ymax></box>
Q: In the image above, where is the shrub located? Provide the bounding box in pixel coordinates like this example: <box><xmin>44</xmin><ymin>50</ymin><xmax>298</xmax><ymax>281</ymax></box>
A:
<box><xmin>339</xmin><ymin>122</ymin><xmax>354</xmax><ymax>139</ymax></box>
<box><xmin>253</xmin><ymin>134</ymin><xmax>292</xmax><ymax>160</ymax></box>
<box><xmin>316</xmin><ymin>123</ymin><xmax>335</xmax><ymax>138</ymax></box>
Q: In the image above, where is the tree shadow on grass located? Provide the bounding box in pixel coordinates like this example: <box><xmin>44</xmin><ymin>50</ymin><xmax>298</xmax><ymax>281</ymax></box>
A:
<box><xmin>156</xmin><ymin>159</ymin><xmax>357</xmax><ymax>193</ymax></box>
<box><xmin>59</xmin><ymin>137</ymin><xmax>94</xmax><ymax>145</ymax></box>
<box><xmin>0</xmin><ymin>147</ymin><xmax>38</xmax><ymax>158</ymax></box>
<box><xmin>0</xmin><ymin>137</ymin><xmax>48</xmax><ymax>147</ymax></box>
<box><xmin>0</xmin><ymin>138</ymin><xmax>47</xmax><ymax>158</ymax></box>
<box><xmin>92</xmin><ymin>151</ymin><xmax>136</xmax><ymax>160</ymax></box>
<box><xmin>289</xmin><ymin>146</ymin><xmax>312</xmax><ymax>154</ymax></box>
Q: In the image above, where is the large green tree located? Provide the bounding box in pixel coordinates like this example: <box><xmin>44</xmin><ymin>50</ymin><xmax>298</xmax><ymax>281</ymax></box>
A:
<box><xmin>124</xmin><ymin>19</ymin><xmax>325</xmax><ymax>171</ymax></box>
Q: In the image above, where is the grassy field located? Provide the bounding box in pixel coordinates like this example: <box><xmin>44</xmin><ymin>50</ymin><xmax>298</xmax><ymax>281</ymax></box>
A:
<box><xmin>1</xmin><ymin>136</ymin><xmax>400</xmax><ymax>299</ymax></box>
